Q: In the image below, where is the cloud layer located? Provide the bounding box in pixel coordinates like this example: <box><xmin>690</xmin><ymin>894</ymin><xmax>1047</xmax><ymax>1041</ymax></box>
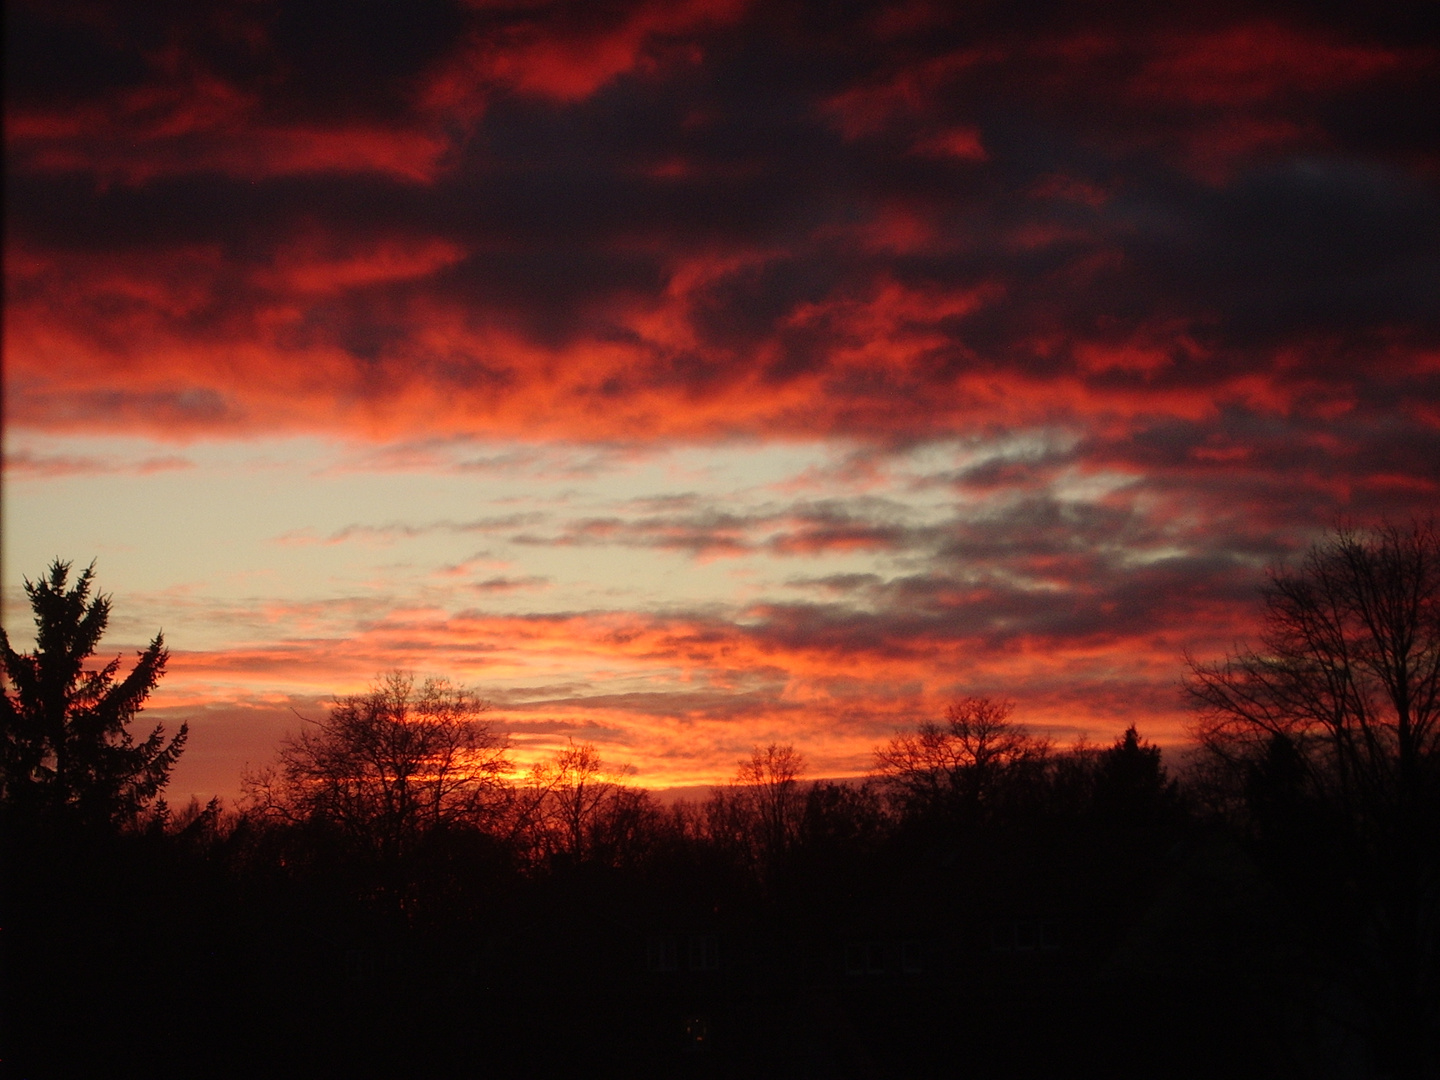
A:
<box><xmin>9</xmin><ymin>3</ymin><xmax>1437</xmax><ymax>449</ymax></box>
<box><xmin>6</xmin><ymin>0</ymin><xmax>1438</xmax><ymax>795</ymax></box>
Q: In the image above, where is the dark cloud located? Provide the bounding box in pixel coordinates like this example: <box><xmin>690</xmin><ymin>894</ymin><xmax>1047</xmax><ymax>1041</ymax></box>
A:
<box><xmin>470</xmin><ymin>575</ymin><xmax>550</xmax><ymax>593</ymax></box>
<box><xmin>8</xmin><ymin>4</ymin><xmax>1435</xmax><ymax>452</ymax></box>
<box><xmin>506</xmin><ymin>496</ymin><xmax>930</xmax><ymax>557</ymax></box>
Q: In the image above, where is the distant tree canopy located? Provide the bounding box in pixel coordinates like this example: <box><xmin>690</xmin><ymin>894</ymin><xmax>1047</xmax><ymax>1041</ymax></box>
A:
<box><xmin>244</xmin><ymin>672</ymin><xmax>509</xmax><ymax>861</ymax></box>
<box><xmin>869</xmin><ymin>701</ymin><xmax>1181</xmax><ymax>832</ymax></box>
<box><xmin>0</xmin><ymin>560</ymin><xmax>183</xmax><ymax>830</ymax></box>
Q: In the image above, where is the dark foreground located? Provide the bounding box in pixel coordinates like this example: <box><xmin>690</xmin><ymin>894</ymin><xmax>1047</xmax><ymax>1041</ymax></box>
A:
<box><xmin>3</xmin><ymin>817</ymin><xmax>1380</xmax><ymax>1080</ymax></box>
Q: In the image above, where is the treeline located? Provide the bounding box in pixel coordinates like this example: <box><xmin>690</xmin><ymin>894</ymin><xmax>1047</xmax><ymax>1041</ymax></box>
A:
<box><xmin>225</xmin><ymin>677</ymin><xmax>1179</xmax><ymax>889</ymax></box>
<box><xmin>5</xmin><ymin>685</ymin><xmax>1209</xmax><ymax>1077</ymax></box>
<box><xmin>4</xmin><ymin>524</ymin><xmax>1438</xmax><ymax>1078</ymax></box>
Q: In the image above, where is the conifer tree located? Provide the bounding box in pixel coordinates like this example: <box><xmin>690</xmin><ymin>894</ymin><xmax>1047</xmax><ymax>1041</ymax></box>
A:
<box><xmin>1093</xmin><ymin>726</ymin><xmax>1176</xmax><ymax>825</ymax></box>
<box><xmin>0</xmin><ymin>560</ymin><xmax>183</xmax><ymax>829</ymax></box>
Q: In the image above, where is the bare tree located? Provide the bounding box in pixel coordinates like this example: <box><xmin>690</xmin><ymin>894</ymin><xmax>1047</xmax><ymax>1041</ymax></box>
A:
<box><xmin>1187</xmin><ymin>521</ymin><xmax>1440</xmax><ymax>822</ymax></box>
<box><xmin>584</xmin><ymin>784</ymin><xmax>666</xmax><ymax>869</ymax></box>
<box><xmin>872</xmin><ymin>696</ymin><xmax>1049</xmax><ymax>824</ymax></box>
<box><xmin>244</xmin><ymin>672</ymin><xmax>509</xmax><ymax>861</ymax></box>
<box><xmin>737</xmin><ymin>742</ymin><xmax>807</xmax><ymax>865</ymax></box>
<box><xmin>1185</xmin><ymin>521</ymin><xmax>1440</xmax><ymax>1078</ymax></box>
<box><xmin>519</xmin><ymin>739</ymin><xmax>639</xmax><ymax>865</ymax></box>
<box><xmin>695</xmin><ymin>743</ymin><xmax>808</xmax><ymax>876</ymax></box>
<box><xmin>699</xmin><ymin>743</ymin><xmax>808</xmax><ymax>875</ymax></box>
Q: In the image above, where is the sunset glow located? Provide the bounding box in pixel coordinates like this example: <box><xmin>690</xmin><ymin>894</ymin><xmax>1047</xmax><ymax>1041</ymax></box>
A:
<box><xmin>5</xmin><ymin>0</ymin><xmax>1436</xmax><ymax>804</ymax></box>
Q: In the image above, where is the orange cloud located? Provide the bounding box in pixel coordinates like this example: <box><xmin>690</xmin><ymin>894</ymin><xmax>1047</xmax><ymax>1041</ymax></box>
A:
<box><xmin>148</xmin><ymin>590</ymin><xmax>1236</xmax><ymax>798</ymax></box>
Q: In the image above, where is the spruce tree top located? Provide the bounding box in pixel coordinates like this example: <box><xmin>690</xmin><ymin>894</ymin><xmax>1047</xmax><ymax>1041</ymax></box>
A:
<box><xmin>1</xmin><ymin>560</ymin><xmax>184</xmax><ymax>830</ymax></box>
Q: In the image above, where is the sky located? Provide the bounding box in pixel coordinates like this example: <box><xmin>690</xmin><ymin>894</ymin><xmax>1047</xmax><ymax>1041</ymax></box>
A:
<box><xmin>5</xmin><ymin>0</ymin><xmax>1439</xmax><ymax>805</ymax></box>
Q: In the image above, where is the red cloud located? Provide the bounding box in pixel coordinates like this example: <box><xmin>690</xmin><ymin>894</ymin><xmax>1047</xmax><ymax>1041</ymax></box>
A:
<box><xmin>1133</xmin><ymin>21</ymin><xmax>1409</xmax><ymax>107</ymax></box>
<box><xmin>7</xmin><ymin>79</ymin><xmax>453</xmax><ymax>185</ymax></box>
<box><xmin>910</xmin><ymin>126</ymin><xmax>987</xmax><ymax>161</ymax></box>
<box><xmin>5</xmin><ymin>0</ymin><xmax>751</xmax><ymax>189</ymax></box>
<box><xmin>255</xmin><ymin>234</ymin><xmax>467</xmax><ymax>295</ymax></box>
<box><xmin>820</xmin><ymin>47</ymin><xmax>998</xmax><ymax>140</ymax></box>
<box><xmin>422</xmin><ymin>0</ymin><xmax>748</xmax><ymax>115</ymax></box>
<box><xmin>1</xmin><ymin>230</ymin><xmax>1412</xmax><ymax>446</ymax></box>
<box><xmin>2</xmin><ymin>448</ymin><xmax>193</xmax><ymax>477</ymax></box>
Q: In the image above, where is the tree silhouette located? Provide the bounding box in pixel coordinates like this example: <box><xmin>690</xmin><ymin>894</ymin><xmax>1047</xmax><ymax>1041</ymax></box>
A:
<box><xmin>873</xmin><ymin>697</ymin><xmax>1049</xmax><ymax>825</ymax></box>
<box><xmin>1186</xmin><ymin>521</ymin><xmax>1440</xmax><ymax>1078</ymax></box>
<box><xmin>519</xmin><ymin>738</ymin><xmax>642</xmax><ymax>865</ymax></box>
<box><xmin>1093</xmin><ymin>725</ymin><xmax>1177</xmax><ymax>825</ymax></box>
<box><xmin>734</xmin><ymin>742</ymin><xmax>807</xmax><ymax>869</ymax></box>
<box><xmin>693</xmin><ymin>743</ymin><xmax>808</xmax><ymax>878</ymax></box>
<box><xmin>1187</xmin><ymin>522</ymin><xmax>1440</xmax><ymax>823</ymax></box>
<box><xmin>245</xmin><ymin>672</ymin><xmax>509</xmax><ymax>862</ymax></box>
<box><xmin>0</xmin><ymin>560</ymin><xmax>182</xmax><ymax>830</ymax></box>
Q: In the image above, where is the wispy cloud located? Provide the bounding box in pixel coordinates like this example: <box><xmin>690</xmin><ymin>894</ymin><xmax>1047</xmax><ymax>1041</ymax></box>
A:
<box><xmin>3</xmin><ymin>448</ymin><xmax>193</xmax><ymax>478</ymax></box>
<box><xmin>273</xmin><ymin>514</ymin><xmax>546</xmax><ymax>546</ymax></box>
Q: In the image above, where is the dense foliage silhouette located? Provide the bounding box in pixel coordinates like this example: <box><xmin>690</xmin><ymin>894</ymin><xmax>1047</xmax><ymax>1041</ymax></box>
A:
<box><xmin>1</xmin><ymin>559</ymin><xmax>182</xmax><ymax>830</ymax></box>
<box><xmin>9</xmin><ymin>529</ymin><xmax>1435</xmax><ymax>1076</ymax></box>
